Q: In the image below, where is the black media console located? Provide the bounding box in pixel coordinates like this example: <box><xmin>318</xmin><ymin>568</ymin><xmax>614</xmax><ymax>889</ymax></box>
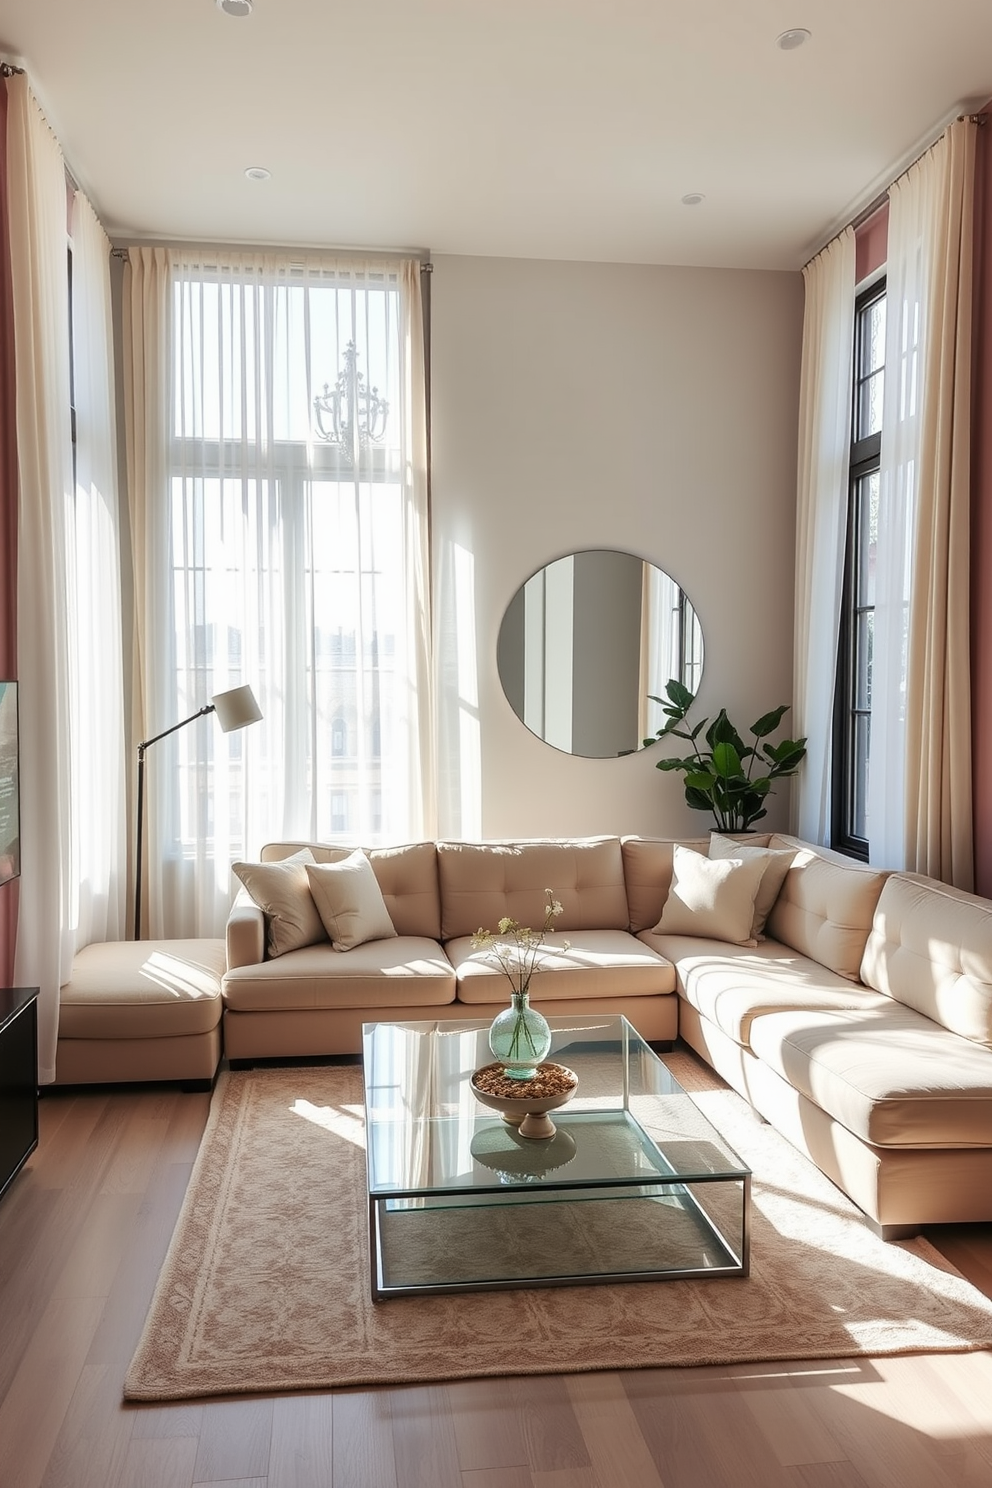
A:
<box><xmin>0</xmin><ymin>987</ymin><xmax>39</xmax><ymax>1201</ymax></box>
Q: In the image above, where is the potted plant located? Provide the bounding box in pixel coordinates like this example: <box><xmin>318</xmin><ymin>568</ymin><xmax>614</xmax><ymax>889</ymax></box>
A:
<box><xmin>645</xmin><ymin>678</ymin><xmax>807</xmax><ymax>833</ymax></box>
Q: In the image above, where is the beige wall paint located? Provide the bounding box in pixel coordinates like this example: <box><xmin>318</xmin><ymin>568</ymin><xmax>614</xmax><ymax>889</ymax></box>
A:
<box><xmin>430</xmin><ymin>253</ymin><xmax>805</xmax><ymax>840</ymax></box>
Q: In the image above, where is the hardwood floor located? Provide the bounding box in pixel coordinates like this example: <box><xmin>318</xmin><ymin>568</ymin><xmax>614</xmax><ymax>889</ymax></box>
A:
<box><xmin>3</xmin><ymin>1075</ymin><xmax>992</xmax><ymax>1488</ymax></box>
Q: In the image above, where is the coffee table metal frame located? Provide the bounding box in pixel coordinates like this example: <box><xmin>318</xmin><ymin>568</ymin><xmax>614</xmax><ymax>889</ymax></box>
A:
<box><xmin>362</xmin><ymin>1015</ymin><xmax>751</xmax><ymax>1299</ymax></box>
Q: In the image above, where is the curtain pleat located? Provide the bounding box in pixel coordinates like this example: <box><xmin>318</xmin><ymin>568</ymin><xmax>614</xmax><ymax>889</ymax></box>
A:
<box><xmin>869</xmin><ymin>118</ymin><xmax>977</xmax><ymax>884</ymax></box>
<box><xmin>792</xmin><ymin>226</ymin><xmax>856</xmax><ymax>843</ymax></box>
<box><xmin>7</xmin><ymin>75</ymin><xmax>74</xmax><ymax>1080</ymax></box>
<box><xmin>68</xmin><ymin>192</ymin><xmax>128</xmax><ymax>943</ymax></box>
<box><xmin>903</xmin><ymin>121</ymin><xmax>976</xmax><ymax>888</ymax></box>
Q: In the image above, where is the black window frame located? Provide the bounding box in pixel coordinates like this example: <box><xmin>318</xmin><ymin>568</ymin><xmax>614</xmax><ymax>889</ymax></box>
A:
<box><xmin>831</xmin><ymin>276</ymin><xmax>885</xmax><ymax>860</ymax></box>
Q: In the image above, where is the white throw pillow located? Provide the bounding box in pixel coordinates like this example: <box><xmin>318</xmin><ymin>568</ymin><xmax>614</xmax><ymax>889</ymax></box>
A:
<box><xmin>652</xmin><ymin>845</ymin><xmax>768</xmax><ymax>946</ymax></box>
<box><xmin>306</xmin><ymin>851</ymin><xmax>397</xmax><ymax>952</ymax></box>
<box><xmin>232</xmin><ymin>848</ymin><xmax>324</xmax><ymax>959</ymax></box>
<box><xmin>708</xmin><ymin>832</ymin><xmax>797</xmax><ymax>939</ymax></box>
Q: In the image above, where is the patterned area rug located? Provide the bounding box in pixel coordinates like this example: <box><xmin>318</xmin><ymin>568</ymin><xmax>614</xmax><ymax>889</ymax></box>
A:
<box><xmin>124</xmin><ymin>1051</ymin><xmax>992</xmax><ymax>1401</ymax></box>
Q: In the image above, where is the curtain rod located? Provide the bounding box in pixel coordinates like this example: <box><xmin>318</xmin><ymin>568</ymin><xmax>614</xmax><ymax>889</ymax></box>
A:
<box><xmin>0</xmin><ymin>62</ymin><xmax>24</xmax><ymax>77</ymax></box>
<box><xmin>852</xmin><ymin>112</ymin><xmax>987</xmax><ymax>231</ymax></box>
<box><xmin>807</xmin><ymin>108</ymin><xmax>988</xmax><ymax>267</ymax></box>
<box><xmin>111</xmin><ymin>244</ymin><xmax>432</xmax><ymax>269</ymax></box>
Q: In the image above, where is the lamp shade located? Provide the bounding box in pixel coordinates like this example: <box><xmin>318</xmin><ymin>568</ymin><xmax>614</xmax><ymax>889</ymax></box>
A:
<box><xmin>211</xmin><ymin>684</ymin><xmax>263</xmax><ymax>733</ymax></box>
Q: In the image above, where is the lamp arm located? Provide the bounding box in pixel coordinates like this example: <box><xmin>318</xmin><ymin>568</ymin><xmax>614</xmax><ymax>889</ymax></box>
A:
<box><xmin>137</xmin><ymin>703</ymin><xmax>216</xmax><ymax>757</ymax></box>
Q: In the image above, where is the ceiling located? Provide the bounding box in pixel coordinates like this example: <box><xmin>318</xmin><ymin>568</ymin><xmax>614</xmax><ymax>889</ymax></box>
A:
<box><xmin>1</xmin><ymin>0</ymin><xmax>990</xmax><ymax>271</ymax></box>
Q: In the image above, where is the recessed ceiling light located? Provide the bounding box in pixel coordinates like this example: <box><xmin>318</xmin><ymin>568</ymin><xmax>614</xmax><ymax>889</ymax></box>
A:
<box><xmin>681</xmin><ymin>193</ymin><xmax>705</xmax><ymax>207</ymax></box>
<box><xmin>217</xmin><ymin>0</ymin><xmax>253</xmax><ymax>16</ymax></box>
<box><xmin>776</xmin><ymin>28</ymin><xmax>811</xmax><ymax>50</ymax></box>
<box><xmin>244</xmin><ymin>166</ymin><xmax>270</xmax><ymax>181</ymax></box>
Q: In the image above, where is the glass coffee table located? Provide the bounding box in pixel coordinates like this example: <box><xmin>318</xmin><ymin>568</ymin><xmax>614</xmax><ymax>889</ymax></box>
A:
<box><xmin>362</xmin><ymin>1015</ymin><xmax>751</xmax><ymax>1299</ymax></box>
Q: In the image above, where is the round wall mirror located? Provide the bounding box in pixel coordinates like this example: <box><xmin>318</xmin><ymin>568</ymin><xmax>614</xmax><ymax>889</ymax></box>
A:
<box><xmin>496</xmin><ymin>548</ymin><xmax>704</xmax><ymax>759</ymax></box>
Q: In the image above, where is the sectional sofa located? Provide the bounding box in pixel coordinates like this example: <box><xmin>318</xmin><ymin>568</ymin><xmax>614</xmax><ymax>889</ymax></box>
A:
<box><xmin>219</xmin><ymin>831</ymin><xmax>992</xmax><ymax>1239</ymax></box>
<box><xmin>57</xmin><ymin>829</ymin><xmax>992</xmax><ymax>1238</ymax></box>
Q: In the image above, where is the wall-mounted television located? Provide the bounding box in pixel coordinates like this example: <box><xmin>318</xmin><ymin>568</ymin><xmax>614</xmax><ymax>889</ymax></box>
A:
<box><xmin>0</xmin><ymin>681</ymin><xmax>20</xmax><ymax>887</ymax></box>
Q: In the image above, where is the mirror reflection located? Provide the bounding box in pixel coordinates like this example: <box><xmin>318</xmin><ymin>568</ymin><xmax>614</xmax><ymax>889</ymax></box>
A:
<box><xmin>497</xmin><ymin>549</ymin><xmax>703</xmax><ymax>759</ymax></box>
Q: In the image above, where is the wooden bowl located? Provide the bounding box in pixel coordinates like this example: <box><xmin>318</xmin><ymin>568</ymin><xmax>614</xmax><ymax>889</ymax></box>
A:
<box><xmin>470</xmin><ymin>1063</ymin><xmax>578</xmax><ymax>1139</ymax></box>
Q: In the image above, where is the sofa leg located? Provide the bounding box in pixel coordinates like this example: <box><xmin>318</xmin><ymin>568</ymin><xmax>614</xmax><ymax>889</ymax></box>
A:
<box><xmin>180</xmin><ymin>1076</ymin><xmax>216</xmax><ymax>1094</ymax></box>
<box><xmin>866</xmin><ymin>1217</ymin><xmax>921</xmax><ymax>1241</ymax></box>
<box><xmin>228</xmin><ymin>1058</ymin><xmax>255</xmax><ymax>1071</ymax></box>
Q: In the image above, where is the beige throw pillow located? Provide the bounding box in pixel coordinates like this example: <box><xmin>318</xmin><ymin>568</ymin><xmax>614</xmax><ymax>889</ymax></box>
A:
<box><xmin>708</xmin><ymin>832</ymin><xmax>796</xmax><ymax>939</ymax></box>
<box><xmin>232</xmin><ymin>848</ymin><xmax>325</xmax><ymax>959</ymax></box>
<box><xmin>306</xmin><ymin>851</ymin><xmax>397</xmax><ymax>952</ymax></box>
<box><xmin>652</xmin><ymin>845</ymin><xmax>768</xmax><ymax>946</ymax></box>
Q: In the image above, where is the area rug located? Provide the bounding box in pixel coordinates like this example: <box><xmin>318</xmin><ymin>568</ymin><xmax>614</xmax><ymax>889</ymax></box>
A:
<box><xmin>124</xmin><ymin>1052</ymin><xmax>992</xmax><ymax>1401</ymax></box>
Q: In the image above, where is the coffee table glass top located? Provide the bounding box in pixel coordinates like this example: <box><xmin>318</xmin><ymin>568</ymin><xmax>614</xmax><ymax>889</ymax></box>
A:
<box><xmin>362</xmin><ymin>1015</ymin><xmax>751</xmax><ymax>1295</ymax></box>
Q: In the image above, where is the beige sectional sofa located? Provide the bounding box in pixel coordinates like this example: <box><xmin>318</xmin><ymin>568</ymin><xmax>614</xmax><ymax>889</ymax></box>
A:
<box><xmin>223</xmin><ymin>831</ymin><xmax>992</xmax><ymax>1239</ymax></box>
<box><xmin>223</xmin><ymin>836</ymin><xmax>680</xmax><ymax>1059</ymax></box>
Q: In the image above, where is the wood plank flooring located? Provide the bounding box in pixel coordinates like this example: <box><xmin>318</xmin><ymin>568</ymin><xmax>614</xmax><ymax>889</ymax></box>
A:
<box><xmin>2</xmin><ymin>1074</ymin><xmax>992</xmax><ymax>1488</ymax></box>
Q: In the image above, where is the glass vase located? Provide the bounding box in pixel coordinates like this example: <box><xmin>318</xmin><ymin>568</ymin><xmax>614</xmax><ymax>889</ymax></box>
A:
<box><xmin>488</xmin><ymin>988</ymin><xmax>552</xmax><ymax>1080</ymax></box>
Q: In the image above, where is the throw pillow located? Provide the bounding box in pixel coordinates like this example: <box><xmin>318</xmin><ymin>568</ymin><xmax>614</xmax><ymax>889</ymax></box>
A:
<box><xmin>708</xmin><ymin>832</ymin><xmax>797</xmax><ymax>939</ymax></box>
<box><xmin>232</xmin><ymin>848</ymin><xmax>325</xmax><ymax>959</ymax></box>
<box><xmin>652</xmin><ymin>845</ymin><xmax>768</xmax><ymax>946</ymax></box>
<box><xmin>306</xmin><ymin>850</ymin><xmax>397</xmax><ymax>952</ymax></box>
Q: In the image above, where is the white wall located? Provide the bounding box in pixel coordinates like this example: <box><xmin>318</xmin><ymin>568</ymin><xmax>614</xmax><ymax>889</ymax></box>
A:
<box><xmin>430</xmin><ymin>253</ymin><xmax>805</xmax><ymax>840</ymax></box>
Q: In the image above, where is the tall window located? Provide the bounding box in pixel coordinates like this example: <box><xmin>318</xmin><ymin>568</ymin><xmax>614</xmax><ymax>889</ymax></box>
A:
<box><xmin>832</xmin><ymin>279</ymin><xmax>885</xmax><ymax>856</ymax></box>
<box><xmin>124</xmin><ymin>250</ymin><xmax>432</xmax><ymax>935</ymax></box>
<box><xmin>170</xmin><ymin>263</ymin><xmax>410</xmax><ymax>849</ymax></box>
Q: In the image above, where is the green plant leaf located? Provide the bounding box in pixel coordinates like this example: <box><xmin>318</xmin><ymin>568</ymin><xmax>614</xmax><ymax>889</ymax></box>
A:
<box><xmin>763</xmin><ymin>740</ymin><xmax>808</xmax><ymax>770</ymax></box>
<box><xmin>711</xmin><ymin>741</ymin><xmax>743</xmax><ymax>778</ymax></box>
<box><xmin>750</xmin><ymin>705</ymin><xmax>789</xmax><ymax>737</ymax></box>
<box><xmin>665</xmin><ymin>677</ymin><xmax>695</xmax><ymax>712</ymax></box>
<box><xmin>685</xmin><ymin>785</ymin><xmax>715</xmax><ymax>814</ymax></box>
<box><xmin>706</xmin><ymin>709</ymin><xmax>748</xmax><ymax>757</ymax></box>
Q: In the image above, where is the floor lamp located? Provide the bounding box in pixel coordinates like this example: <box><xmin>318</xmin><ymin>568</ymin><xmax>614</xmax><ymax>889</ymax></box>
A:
<box><xmin>133</xmin><ymin>684</ymin><xmax>263</xmax><ymax>940</ymax></box>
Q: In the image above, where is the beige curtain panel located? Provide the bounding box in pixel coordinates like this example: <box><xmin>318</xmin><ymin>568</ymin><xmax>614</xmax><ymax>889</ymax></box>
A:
<box><xmin>902</xmin><ymin>119</ymin><xmax>977</xmax><ymax>890</ymax></box>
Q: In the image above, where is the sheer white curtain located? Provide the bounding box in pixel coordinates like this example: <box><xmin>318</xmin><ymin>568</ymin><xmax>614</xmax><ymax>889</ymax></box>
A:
<box><xmin>67</xmin><ymin>192</ymin><xmax>128</xmax><ymax>944</ymax></box>
<box><xmin>868</xmin><ymin>119</ymin><xmax>976</xmax><ymax>880</ymax></box>
<box><xmin>7</xmin><ymin>76</ymin><xmax>74</xmax><ymax>1081</ymax></box>
<box><xmin>792</xmin><ymin>226</ymin><xmax>855</xmax><ymax>844</ymax></box>
<box><xmin>124</xmin><ymin>248</ymin><xmax>434</xmax><ymax>938</ymax></box>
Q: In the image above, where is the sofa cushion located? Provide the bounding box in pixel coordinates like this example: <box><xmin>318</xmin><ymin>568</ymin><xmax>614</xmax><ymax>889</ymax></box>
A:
<box><xmin>233</xmin><ymin>850</ymin><xmax>325</xmax><ymax>958</ymax></box>
<box><xmin>746</xmin><ymin>1003</ymin><xmax>992</xmax><ymax>1148</ymax></box>
<box><xmin>653</xmin><ymin>845</ymin><xmax>767</xmax><ymax>946</ymax></box>
<box><xmin>620</xmin><ymin>835</ymin><xmax>714</xmax><ymax>933</ymax></box>
<box><xmin>860</xmin><ymin>872</ymin><xmax>992</xmax><ymax>1049</ymax></box>
<box><xmin>306</xmin><ymin>852</ymin><xmax>397</xmax><ymax>951</ymax></box>
<box><xmin>221</xmin><ymin>937</ymin><xmax>456</xmax><ymax>1012</ymax></box>
<box><xmin>643</xmin><ymin>931</ymin><xmax>889</xmax><ymax>1047</ymax></box>
<box><xmin>763</xmin><ymin>837</ymin><xmax>888</xmax><ymax>981</ymax></box>
<box><xmin>447</xmin><ymin>929</ymin><xmax>675</xmax><ymax>1003</ymax></box>
<box><xmin>60</xmin><ymin>939</ymin><xmax>225</xmax><ymax>1039</ymax></box>
<box><xmin>437</xmin><ymin>838</ymin><xmax>629</xmax><ymax>940</ymax></box>
<box><xmin>708</xmin><ymin>833</ymin><xmax>797</xmax><ymax>938</ymax></box>
<box><xmin>261</xmin><ymin>840</ymin><xmax>443</xmax><ymax>940</ymax></box>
